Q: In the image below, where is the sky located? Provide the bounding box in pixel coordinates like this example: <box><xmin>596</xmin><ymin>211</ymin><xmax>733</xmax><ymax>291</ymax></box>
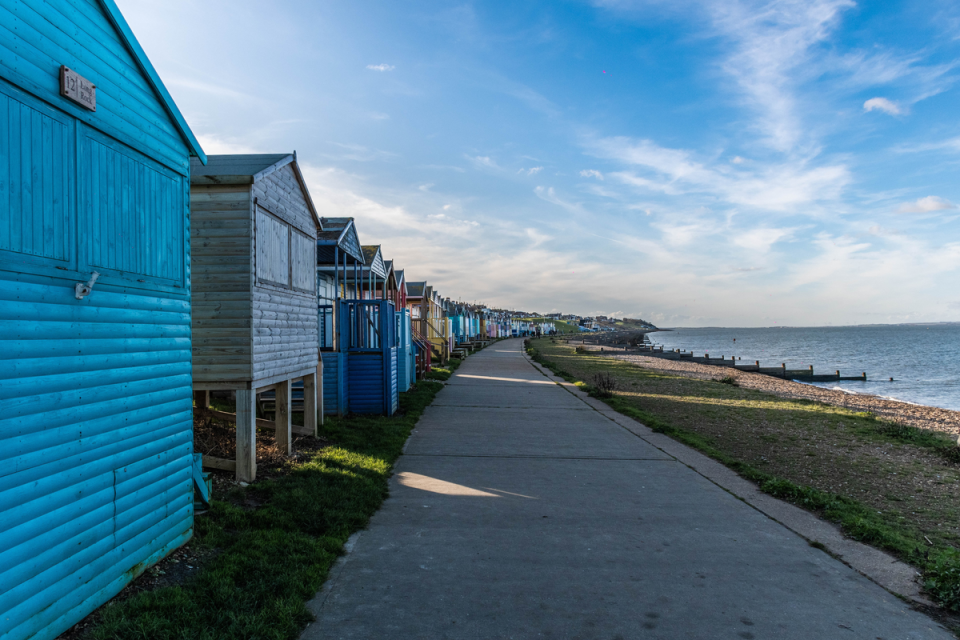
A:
<box><xmin>117</xmin><ymin>0</ymin><xmax>960</xmax><ymax>327</ymax></box>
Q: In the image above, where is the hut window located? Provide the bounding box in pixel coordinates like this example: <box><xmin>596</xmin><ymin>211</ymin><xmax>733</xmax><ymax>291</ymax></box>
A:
<box><xmin>0</xmin><ymin>87</ymin><xmax>74</xmax><ymax>270</ymax></box>
<box><xmin>255</xmin><ymin>205</ymin><xmax>315</xmax><ymax>292</ymax></box>
<box><xmin>290</xmin><ymin>230</ymin><xmax>315</xmax><ymax>293</ymax></box>
<box><xmin>81</xmin><ymin>131</ymin><xmax>183</xmax><ymax>284</ymax></box>
<box><xmin>255</xmin><ymin>206</ymin><xmax>290</xmax><ymax>288</ymax></box>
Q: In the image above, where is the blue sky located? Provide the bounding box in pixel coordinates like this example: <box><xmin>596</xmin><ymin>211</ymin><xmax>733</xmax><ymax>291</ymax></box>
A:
<box><xmin>118</xmin><ymin>0</ymin><xmax>960</xmax><ymax>326</ymax></box>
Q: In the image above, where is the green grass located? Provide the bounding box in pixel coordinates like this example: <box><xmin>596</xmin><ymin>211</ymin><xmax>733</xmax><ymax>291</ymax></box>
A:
<box><xmin>91</xmin><ymin>380</ymin><xmax>445</xmax><ymax>640</ymax></box>
<box><xmin>425</xmin><ymin>357</ymin><xmax>462</xmax><ymax>381</ymax></box>
<box><xmin>525</xmin><ymin>339</ymin><xmax>960</xmax><ymax>610</ymax></box>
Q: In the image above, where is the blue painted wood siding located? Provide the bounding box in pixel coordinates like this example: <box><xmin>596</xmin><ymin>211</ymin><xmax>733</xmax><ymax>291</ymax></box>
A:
<box><xmin>389</xmin><ymin>348</ymin><xmax>398</xmax><ymax>414</ymax></box>
<box><xmin>0</xmin><ymin>88</ymin><xmax>73</xmax><ymax>263</ymax></box>
<box><xmin>0</xmin><ymin>278</ymin><xmax>194</xmax><ymax>640</ymax></box>
<box><xmin>81</xmin><ymin>129</ymin><xmax>184</xmax><ymax>284</ymax></box>
<box><xmin>0</xmin><ymin>0</ymin><xmax>190</xmax><ymax>173</ymax></box>
<box><xmin>0</xmin><ymin>1</ymin><xmax>198</xmax><ymax>636</ymax></box>
<box><xmin>397</xmin><ymin>311</ymin><xmax>412</xmax><ymax>392</ymax></box>
<box><xmin>321</xmin><ymin>351</ymin><xmax>346</xmax><ymax>416</ymax></box>
<box><xmin>347</xmin><ymin>354</ymin><xmax>384</xmax><ymax>415</ymax></box>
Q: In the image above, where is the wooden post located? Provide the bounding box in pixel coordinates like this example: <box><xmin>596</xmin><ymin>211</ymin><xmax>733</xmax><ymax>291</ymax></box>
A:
<box><xmin>236</xmin><ymin>389</ymin><xmax>256</xmax><ymax>483</ymax></box>
<box><xmin>304</xmin><ymin>369</ymin><xmax>319</xmax><ymax>437</ymax></box>
<box><xmin>276</xmin><ymin>379</ymin><xmax>292</xmax><ymax>456</ymax></box>
<box><xmin>194</xmin><ymin>390</ymin><xmax>209</xmax><ymax>409</ymax></box>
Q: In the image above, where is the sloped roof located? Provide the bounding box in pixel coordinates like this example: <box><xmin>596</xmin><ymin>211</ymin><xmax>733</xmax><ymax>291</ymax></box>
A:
<box><xmin>191</xmin><ymin>154</ymin><xmax>289</xmax><ymax>180</ymax></box>
<box><xmin>317</xmin><ymin>217</ymin><xmax>364</xmax><ymax>263</ymax></box>
<box><xmin>395</xmin><ymin>269</ymin><xmax>405</xmax><ymax>287</ymax></box>
<box><xmin>190</xmin><ymin>153</ymin><xmax>321</xmax><ymax>229</ymax></box>
<box><xmin>378</xmin><ymin>260</ymin><xmax>396</xmax><ymax>291</ymax></box>
<box><xmin>406</xmin><ymin>281</ymin><xmax>426</xmax><ymax>298</ymax></box>
<box><xmin>99</xmin><ymin>0</ymin><xmax>205</xmax><ymax>163</ymax></box>
<box><xmin>361</xmin><ymin>245</ymin><xmax>386</xmax><ymax>279</ymax></box>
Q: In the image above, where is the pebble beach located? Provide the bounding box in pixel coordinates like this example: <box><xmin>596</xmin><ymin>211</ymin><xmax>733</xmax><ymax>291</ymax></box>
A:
<box><xmin>597</xmin><ymin>349</ymin><xmax>960</xmax><ymax>438</ymax></box>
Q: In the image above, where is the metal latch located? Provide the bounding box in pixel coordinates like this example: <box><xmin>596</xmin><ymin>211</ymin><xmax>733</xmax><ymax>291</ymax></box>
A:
<box><xmin>75</xmin><ymin>271</ymin><xmax>100</xmax><ymax>299</ymax></box>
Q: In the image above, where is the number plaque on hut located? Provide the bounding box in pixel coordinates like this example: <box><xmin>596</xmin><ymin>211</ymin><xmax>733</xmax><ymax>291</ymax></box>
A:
<box><xmin>60</xmin><ymin>65</ymin><xmax>96</xmax><ymax>111</ymax></box>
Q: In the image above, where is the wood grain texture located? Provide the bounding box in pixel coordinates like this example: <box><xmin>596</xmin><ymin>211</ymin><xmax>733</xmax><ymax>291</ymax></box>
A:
<box><xmin>235</xmin><ymin>388</ymin><xmax>256</xmax><ymax>482</ymax></box>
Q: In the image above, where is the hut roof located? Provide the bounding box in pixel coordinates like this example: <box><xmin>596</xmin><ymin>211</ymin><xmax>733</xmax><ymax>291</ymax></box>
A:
<box><xmin>406</xmin><ymin>281</ymin><xmax>426</xmax><ymax>298</ymax></box>
<box><xmin>382</xmin><ymin>260</ymin><xmax>398</xmax><ymax>290</ymax></box>
<box><xmin>361</xmin><ymin>245</ymin><xmax>386</xmax><ymax>279</ymax></box>
<box><xmin>317</xmin><ymin>217</ymin><xmax>364</xmax><ymax>263</ymax></box>
<box><xmin>190</xmin><ymin>153</ymin><xmax>321</xmax><ymax>229</ymax></box>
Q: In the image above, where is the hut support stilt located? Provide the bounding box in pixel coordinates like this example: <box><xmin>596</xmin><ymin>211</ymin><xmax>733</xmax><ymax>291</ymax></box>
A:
<box><xmin>276</xmin><ymin>379</ymin><xmax>292</xmax><ymax>456</ymax></box>
<box><xmin>304</xmin><ymin>369</ymin><xmax>319</xmax><ymax>436</ymax></box>
<box><xmin>236</xmin><ymin>389</ymin><xmax>257</xmax><ymax>482</ymax></box>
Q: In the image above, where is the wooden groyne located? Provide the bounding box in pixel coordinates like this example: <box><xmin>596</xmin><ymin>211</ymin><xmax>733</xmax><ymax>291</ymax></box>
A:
<box><xmin>564</xmin><ymin>338</ymin><xmax>867</xmax><ymax>382</ymax></box>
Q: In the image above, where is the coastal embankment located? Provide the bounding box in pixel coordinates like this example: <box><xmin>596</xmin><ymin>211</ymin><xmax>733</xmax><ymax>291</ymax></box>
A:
<box><xmin>597</xmin><ymin>347</ymin><xmax>960</xmax><ymax>437</ymax></box>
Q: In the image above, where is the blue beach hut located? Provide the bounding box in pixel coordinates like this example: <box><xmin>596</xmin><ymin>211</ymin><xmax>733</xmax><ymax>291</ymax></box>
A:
<box><xmin>340</xmin><ymin>244</ymin><xmax>398</xmax><ymax>415</ymax></box>
<box><xmin>316</xmin><ymin>217</ymin><xmax>364</xmax><ymax>415</ymax></box>
<box><xmin>0</xmin><ymin>1</ymin><xmax>205</xmax><ymax>638</ymax></box>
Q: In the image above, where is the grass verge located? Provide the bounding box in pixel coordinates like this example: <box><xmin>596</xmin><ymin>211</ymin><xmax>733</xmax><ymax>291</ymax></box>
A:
<box><xmin>86</xmin><ymin>380</ymin><xmax>445</xmax><ymax>640</ymax></box>
<box><xmin>425</xmin><ymin>356</ymin><xmax>462</xmax><ymax>381</ymax></box>
<box><xmin>526</xmin><ymin>338</ymin><xmax>960</xmax><ymax>611</ymax></box>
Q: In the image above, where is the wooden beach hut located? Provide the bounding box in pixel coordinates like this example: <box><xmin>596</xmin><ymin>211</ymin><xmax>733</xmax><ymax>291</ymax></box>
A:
<box><xmin>189</xmin><ymin>154</ymin><xmax>320</xmax><ymax>483</ymax></box>
<box><xmin>391</xmin><ymin>268</ymin><xmax>415</xmax><ymax>390</ymax></box>
<box><xmin>316</xmin><ymin>217</ymin><xmax>364</xmax><ymax>415</ymax></box>
<box><xmin>0</xmin><ymin>1</ymin><xmax>206</xmax><ymax>637</ymax></box>
<box><xmin>405</xmin><ymin>281</ymin><xmax>434</xmax><ymax>377</ymax></box>
<box><xmin>339</xmin><ymin>244</ymin><xmax>399</xmax><ymax>415</ymax></box>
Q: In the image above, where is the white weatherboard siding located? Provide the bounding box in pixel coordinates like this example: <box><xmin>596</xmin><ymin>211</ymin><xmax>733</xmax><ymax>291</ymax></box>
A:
<box><xmin>250</xmin><ymin>164</ymin><xmax>318</xmax><ymax>387</ymax></box>
<box><xmin>190</xmin><ymin>186</ymin><xmax>253</xmax><ymax>384</ymax></box>
<box><xmin>191</xmin><ymin>162</ymin><xmax>318</xmax><ymax>388</ymax></box>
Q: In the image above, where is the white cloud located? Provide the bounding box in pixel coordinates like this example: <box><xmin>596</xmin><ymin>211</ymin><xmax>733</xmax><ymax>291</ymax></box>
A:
<box><xmin>707</xmin><ymin>0</ymin><xmax>854</xmax><ymax>152</ymax></box>
<box><xmin>580</xmin><ymin>169</ymin><xmax>604</xmax><ymax>179</ymax></box>
<box><xmin>366</xmin><ymin>63</ymin><xmax>395</xmax><ymax>72</ymax></box>
<box><xmin>863</xmin><ymin>97</ymin><xmax>901</xmax><ymax>115</ymax></box>
<box><xmin>897</xmin><ymin>196</ymin><xmax>956</xmax><ymax>213</ymax></box>
<box><xmin>732</xmin><ymin>227</ymin><xmax>796</xmax><ymax>252</ymax></box>
<box><xmin>195</xmin><ymin>134</ymin><xmax>260</xmax><ymax>155</ymax></box>
<box><xmin>592</xmin><ymin>136</ymin><xmax>849</xmax><ymax>211</ymax></box>
<box><xmin>469</xmin><ymin>155</ymin><xmax>500</xmax><ymax>170</ymax></box>
<box><xmin>526</xmin><ymin>166</ymin><xmax>543</xmax><ymax>175</ymax></box>
<box><xmin>731</xmin><ymin>156</ymin><xmax>745</xmax><ymax>164</ymax></box>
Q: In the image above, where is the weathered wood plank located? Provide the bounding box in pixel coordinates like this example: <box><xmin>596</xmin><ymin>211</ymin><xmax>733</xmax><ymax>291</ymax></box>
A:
<box><xmin>275</xmin><ymin>378</ymin><xmax>292</xmax><ymax>456</ymax></box>
<box><xmin>236</xmin><ymin>389</ymin><xmax>256</xmax><ymax>482</ymax></box>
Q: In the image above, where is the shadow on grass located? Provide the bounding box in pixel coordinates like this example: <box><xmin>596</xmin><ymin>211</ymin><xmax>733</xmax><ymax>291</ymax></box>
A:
<box><xmin>91</xmin><ymin>381</ymin><xmax>445</xmax><ymax>640</ymax></box>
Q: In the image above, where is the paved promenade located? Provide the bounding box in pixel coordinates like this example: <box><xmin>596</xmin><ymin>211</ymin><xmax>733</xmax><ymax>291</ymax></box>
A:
<box><xmin>303</xmin><ymin>339</ymin><xmax>950</xmax><ymax>639</ymax></box>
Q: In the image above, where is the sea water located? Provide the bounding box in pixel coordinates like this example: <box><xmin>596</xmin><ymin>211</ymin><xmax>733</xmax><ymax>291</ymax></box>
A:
<box><xmin>648</xmin><ymin>324</ymin><xmax>960</xmax><ymax>411</ymax></box>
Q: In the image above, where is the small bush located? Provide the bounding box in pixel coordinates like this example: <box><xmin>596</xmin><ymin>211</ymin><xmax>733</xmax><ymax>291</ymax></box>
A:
<box><xmin>717</xmin><ymin>375</ymin><xmax>738</xmax><ymax>386</ymax></box>
<box><xmin>592</xmin><ymin>373</ymin><xmax>617</xmax><ymax>397</ymax></box>
<box><xmin>925</xmin><ymin>549</ymin><xmax>960</xmax><ymax>611</ymax></box>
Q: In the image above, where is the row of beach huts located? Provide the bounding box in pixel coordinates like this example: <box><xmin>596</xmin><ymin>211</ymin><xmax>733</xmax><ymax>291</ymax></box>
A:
<box><xmin>0</xmin><ymin>2</ymin><xmax>523</xmax><ymax>638</ymax></box>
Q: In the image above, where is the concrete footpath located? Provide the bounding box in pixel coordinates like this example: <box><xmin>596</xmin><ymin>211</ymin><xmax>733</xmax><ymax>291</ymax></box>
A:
<box><xmin>303</xmin><ymin>339</ymin><xmax>951</xmax><ymax>640</ymax></box>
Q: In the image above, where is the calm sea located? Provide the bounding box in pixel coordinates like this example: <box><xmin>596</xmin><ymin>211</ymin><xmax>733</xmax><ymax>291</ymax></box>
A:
<box><xmin>648</xmin><ymin>324</ymin><xmax>960</xmax><ymax>411</ymax></box>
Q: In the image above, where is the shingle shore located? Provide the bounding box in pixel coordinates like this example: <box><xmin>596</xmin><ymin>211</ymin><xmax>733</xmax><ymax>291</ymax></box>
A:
<box><xmin>590</xmin><ymin>348</ymin><xmax>960</xmax><ymax>438</ymax></box>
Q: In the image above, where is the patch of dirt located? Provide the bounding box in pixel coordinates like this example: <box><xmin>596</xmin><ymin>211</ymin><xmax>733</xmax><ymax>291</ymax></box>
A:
<box><xmin>194</xmin><ymin>410</ymin><xmax>334</xmax><ymax>481</ymax></box>
<box><xmin>56</xmin><ymin>541</ymin><xmax>218</xmax><ymax>639</ymax></box>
